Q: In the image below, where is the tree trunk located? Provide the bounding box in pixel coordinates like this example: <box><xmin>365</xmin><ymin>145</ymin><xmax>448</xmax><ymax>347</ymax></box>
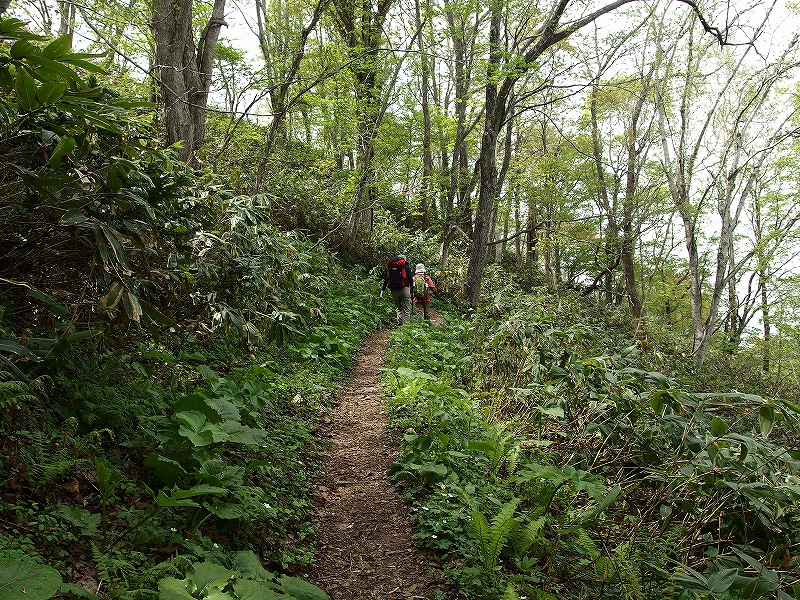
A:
<box><xmin>415</xmin><ymin>0</ymin><xmax>431</xmax><ymax>229</ymax></box>
<box><xmin>464</xmin><ymin>0</ymin><xmax>640</xmax><ymax>308</ymax></box>
<box><xmin>58</xmin><ymin>1</ymin><xmax>76</xmax><ymax>36</ymax></box>
<box><xmin>333</xmin><ymin>0</ymin><xmax>395</xmax><ymax>249</ymax></box>
<box><xmin>464</xmin><ymin>4</ymin><xmax>501</xmax><ymax>307</ymax></box>
<box><xmin>254</xmin><ymin>0</ymin><xmax>329</xmax><ymax>188</ymax></box>
<box><xmin>441</xmin><ymin>0</ymin><xmax>476</xmax><ymax>267</ymax></box>
<box><xmin>152</xmin><ymin>0</ymin><xmax>226</xmax><ymax>166</ymax></box>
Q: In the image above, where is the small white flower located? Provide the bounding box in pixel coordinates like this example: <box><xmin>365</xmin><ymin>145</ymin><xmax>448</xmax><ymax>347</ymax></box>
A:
<box><xmin>213</xmin><ymin>543</ymin><xmax>219</xmax><ymax>548</ymax></box>
<box><xmin>431</xmin><ymin>535</ymin><xmax>437</xmax><ymax>538</ymax></box>
<box><xmin>264</xmin><ymin>503</ymin><xmax>271</xmax><ymax>509</ymax></box>
<box><xmin>170</xmin><ymin>528</ymin><xmax>177</xmax><ymax>533</ymax></box>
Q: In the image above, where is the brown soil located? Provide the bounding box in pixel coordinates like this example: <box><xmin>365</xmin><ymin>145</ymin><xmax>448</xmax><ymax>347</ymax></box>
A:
<box><xmin>307</xmin><ymin>312</ymin><xmax>449</xmax><ymax>599</ymax></box>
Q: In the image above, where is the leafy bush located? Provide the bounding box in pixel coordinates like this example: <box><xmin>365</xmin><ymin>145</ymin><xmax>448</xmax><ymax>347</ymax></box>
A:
<box><xmin>383</xmin><ymin>303</ymin><xmax>800</xmax><ymax>600</ymax></box>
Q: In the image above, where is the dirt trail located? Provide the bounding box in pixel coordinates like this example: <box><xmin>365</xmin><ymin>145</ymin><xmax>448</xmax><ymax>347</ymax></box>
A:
<box><xmin>307</xmin><ymin>314</ymin><xmax>447</xmax><ymax>599</ymax></box>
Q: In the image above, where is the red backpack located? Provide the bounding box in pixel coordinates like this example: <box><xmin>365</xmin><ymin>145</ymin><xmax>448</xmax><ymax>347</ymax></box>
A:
<box><xmin>387</xmin><ymin>257</ymin><xmax>408</xmax><ymax>289</ymax></box>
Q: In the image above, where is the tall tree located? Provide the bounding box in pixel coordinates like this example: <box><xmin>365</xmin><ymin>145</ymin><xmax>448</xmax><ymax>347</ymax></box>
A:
<box><xmin>152</xmin><ymin>0</ymin><xmax>227</xmax><ymax>166</ymax></box>
<box><xmin>414</xmin><ymin>0</ymin><xmax>433</xmax><ymax>229</ymax></box>
<box><xmin>252</xmin><ymin>0</ymin><xmax>331</xmax><ymax>172</ymax></box>
<box><xmin>439</xmin><ymin>0</ymin><xmax>483</xmax><ymax>269</ymax></box>
<box><xmin>464</xmin><ymin>0</ymin><xmax>650</xmax><ymax>307</ymax></box>
<box><xmin>654</xmin><ymin>5</ymin><xmax>798</xmax><ymax>365</ymax></box>
<box><xmin>331</xmin><ymin>0</ymin><xmax>396</xmax><ymax>248</ymax></box>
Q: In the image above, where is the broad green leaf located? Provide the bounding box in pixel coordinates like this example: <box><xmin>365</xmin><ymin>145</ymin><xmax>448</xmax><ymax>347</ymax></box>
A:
<box><xmin>36</xmin><ymin>81</ymin><xmax>67</xmax><ymax>105</ymax></box>
<box><xmin>155</xmin><ymin>490</ymin><xmax>199</xmax><ymax>508</ymax></box>
<box><xmin>67</xmin><ymin>330</ymin><xmax>97</xmax><ymax>344</ymax></box>
<box><xmin>61</xmin><ymin>56</ymin><xmax>106</xmax><ymax>73</ymax></box>
<box><xmin>144</xmin><ymin>454</ymin><xmax>187</xmax><ymax>487</ymax></box>
<box><xmin>711</xmin><ymin>416</ymin><xmax>728</xmax><ymax>436</ymax></box>
<box><xmin>189</xmin><ymin>562</ymin><xmax>232</xmax><ymax>596</ymax></box>
<box><xmin>99</xmin><ymin>282</ymin><xmax>124</xmax><ymax>310</ymax></box>
<box><xmin>60</xmin><ymin>583</ymin><xmax>97</xmax><ymax>598</ymax></box>
<box><xmin>174</xmin><ymin>395</ymin><xmax>240</xmax><ymax>424</ymax></box>
<box><xmin>157</xmin><ymin>576</ymin><xmax>195</xmax><ymax>600</ymax></box>
<box><xmin>230</xmin><ymin>550</ymin><xmax>273</xmax><ymax>581</ymax></box>
<box><xmin>99</xmin><ymin>225</ymin><xmax>133</xmax><ymax>273</ymax></box>
<box><xmin>395</xmin><ymin>366</ymin><xmax>436</xmax><ymax>380</ymax></box>
<box><xmin>10</xmin><ymin>39</ymin><xmax>36</xmax><ymax>59</ymax></box>
<box><xmin>705</xmin><ymin>568</ymin><xmax>738</xmax><ymax>593</ymax></box>
<box><xmin>25</xmin><ymin>54</ymin><xmax>81</xmax><ymax>83</ymax></box>
<box><xmin>175</xmin><ymin>411</ymin><xmax>228</xmax><ymax>446</ymax></box>
<box><xmin>650</xmin><ymin>391</ymin><xmax>665</xmax><ymax>414</ymax></box>
<box><xmin>61</xmin><ymin>209</ymin><xmax>88</xmax><ymax>225</ymax></box>
<box><xmin>140</xmin><ymin>300</ymin><xmax>178</xmax><ymax>328</ymax></box>
<box><xmin>175</xmin><ymin>410</ymin><xmax>208</xmax><ymax>430</ymax></box>
<box><xmin>594</xmin><ymin>484</ymin><xmax>621</xmax><ymax>513</ymax></box>
<box><xmin>408</xmin><ymin>462</ymin><xmax>448</xmax><ymax>482</ymax></box>
<box><xmin>0</xmin><ymin>558</ymin><xmax>62</xmax><ymax>600</ymax></box>
<box><xmin>223</xmin><ymin>424</ymin><xmax>268</xmax><ymax>445</ymax></box>
<box><xmin>0</xmin><ymin>339</ymin><xmax>37</xmax><ymax>358</ymax></box>
<box><xmin>232</xmin><ymin>579</ymin><xmax>284</xmax><ymax>600</ymax></box>
<box><xmin>536</xmin><ymin>406</ymin><xmax>565</xmax><ymax>418</ymax></box>
<box><xmin>122</xmin><ymin>291</ymin><xmax>142</xmax><ymax>323</ymax></box>
<box><xmin>107</xmin><ymin>164</ymin><xmax>122</xmax><ymax>192</ymax></box>
<box><xmin>758</xmin><ymin>405</ymin><xmax>775</xmax><ymax>438</ymax></box>
<box><xmin>49</xmin><ymin>135</ymin><xmax>75</xmax><ymax>168</ymax></box>
<box><xmin>94</xmin><ymin>224</ymin><xmax>112</xmax><ymax>267</ymax></box>
<box><xmin>278</xmin><ymin>575</ymin><xmax>330</xmax><ymax>600</ymax></box>
<box><xmin>171</xmin><ymin>484</ymin><xmax>227</xmax><ymax>499</ymax></box>
<box><xmin>42</xmin><ymin>35</ymin><xmax>72</xmax><ymax>59</ymax></box>
<box><xmin>15</xmin><ymin>69</ymin><xmax>39</xmax><ymax>111</ymax></box>
<box><xmin>204</xmin><ymin>501</ymin><xmax>247</xmax><ymax>520</ymax></box>
<box><xmin>27</xmin><ymin>289</ymin><xmax>70</xmax><ymax>316</ymax></box>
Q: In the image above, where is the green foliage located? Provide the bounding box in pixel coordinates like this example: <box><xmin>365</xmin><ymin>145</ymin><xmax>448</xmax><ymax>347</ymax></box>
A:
<box><xmin>469</xmin><ymin>497</ymin><xmax>521</xmax><ymax>571</ymax></box>
<box><xmin>382</xmin><ymin>301</ymin><xmax>800</xmax><ymax>599</ymax></box>
<box><xmin>156</xmin><ymin>551</ymin><xmax>328</xmax><ymax>600</ymax></box>
<box><xmin>0</xmin><ymin>556</ymin><xmax>61</xmax><ymax>600</ymax></box>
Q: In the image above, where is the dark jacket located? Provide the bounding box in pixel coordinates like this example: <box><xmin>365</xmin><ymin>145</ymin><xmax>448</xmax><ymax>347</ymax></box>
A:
<box><xmin>382</xmin><ymin>258</ymin><xmax>413</xmax><ymax>291</ymax></box>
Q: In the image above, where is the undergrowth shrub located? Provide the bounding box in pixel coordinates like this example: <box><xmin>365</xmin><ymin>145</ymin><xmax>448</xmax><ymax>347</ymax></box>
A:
<box><xmin>383</xmin><ymin>298</ymin><xmax>800</xmax><ymax>600</ymax></box>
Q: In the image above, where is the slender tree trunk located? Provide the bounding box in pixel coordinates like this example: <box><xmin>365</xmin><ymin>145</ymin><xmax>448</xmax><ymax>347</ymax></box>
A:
<box><xmin>333</xmin><ymin>0</ymin><xmax>395</xmax><ymax>248</ymax></box>
<box><xmin>152</xmin><ymin>0</ymin><xmax>226</xmax><ymax>166</ymax></box>
<box><xmin>514</xmin><ymin>198</ymin><xmax>521</xmax><ymax>269</ymax></box>
<box><xmin>464</xmin><ymin>0</ymin><xmax>641</xmax><ymax>307</ymax></box>
<box><xmin>415</xmin><ymin>0</ymin><xmax>431</xmax><ymax>229</ymax></box>
<box><xmin>58</xmin><ymin>1</ymin><xmax>76</xmax><ymax>36</ymax></box>
<box><xmin>464</xmin><ymin>3</ymin><xmax>501</xmax><ymax>307</ymax></box>
<box><xmin>441</xmin><ymin>0</ymin><xmax>475</xmax><ymax>267</ymax></box>
<box><xmin>761</xmin><ymin>277</ymin><xmax>770</xmax><ymax>373</ymax></box>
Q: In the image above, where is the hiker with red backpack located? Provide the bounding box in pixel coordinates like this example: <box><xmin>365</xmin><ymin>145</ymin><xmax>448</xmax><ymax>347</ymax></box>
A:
<box><xmin>380</xmin><ymin>254</ymin><xmax>414</xmax><ymax>325</ymax></box>
<box><xmin>411</xmin><ymin>263</ymin><xmax>437</xmax><ymax>322</ymax></box>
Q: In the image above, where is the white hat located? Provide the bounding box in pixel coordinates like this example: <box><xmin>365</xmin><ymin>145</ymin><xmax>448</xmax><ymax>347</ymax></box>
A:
<box><xmin>415</xmin><ymin>263</ymin><xmax>425</xmax><ymax>274</ymax></box>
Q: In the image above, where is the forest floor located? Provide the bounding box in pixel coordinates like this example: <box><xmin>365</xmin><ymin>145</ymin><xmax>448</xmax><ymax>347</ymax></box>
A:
<box><xmin>305</xmin><ymin>308</ymin><xmax>450</xmax><ymax>600</ymax></box>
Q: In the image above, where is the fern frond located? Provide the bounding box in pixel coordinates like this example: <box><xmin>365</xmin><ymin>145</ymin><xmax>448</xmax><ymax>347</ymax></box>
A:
<box><xmin>485</xmin><ymin>498</ymin><xmax>521</xmax><ymax>568</ymax></box>
<box><xmin>571</xmin><ymin>527</ymin><xmax>599</xmax><ymax>560</ymax></box>
<box><xmin>469</xmin><ymin>509</ymin><xmax>491</xmax><ymax>562</ymax></box>
<box><xmin>613</xmin><ymin>542</ymin><xmax>644</xmax><ymax>600</ymax></box>
<box><xmin>505</xmin><ymin>444</ymin><xmax>521</xmax><ymax>478</ymax></box>
<box><xmin>0</xmin><ymin>372</ymin><xmax>47</xmax><ymax>412</ymax></box>
<box><xmin>503</xmin><ymin>582</ymin><xmax>521</xmax><ymax>600</ymax></box>
<box><xmin>138</xmin><ymin>555</ymin><xmax>193</xmax><ymax>589</ymax></box>
<box><xmin>508</xmin><ymin>515</ymin><xmax>546</xmax><ymax>557</ymax></box>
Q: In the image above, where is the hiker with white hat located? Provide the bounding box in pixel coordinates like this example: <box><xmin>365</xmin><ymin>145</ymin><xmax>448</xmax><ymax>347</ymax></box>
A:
<box><xmin>411</xmin><ymin>263</ymin><xmax>437</xmax><ymax>322</ymax></box>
